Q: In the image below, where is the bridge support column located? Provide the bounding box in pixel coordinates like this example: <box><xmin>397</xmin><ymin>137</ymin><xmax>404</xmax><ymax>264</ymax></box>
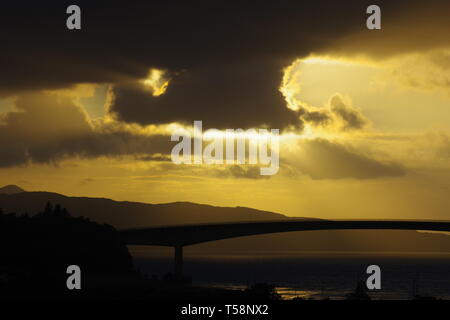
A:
<box><xmin>174</xmin><ymin>245</ymin><xmax>183</xmax><ymax>278</ymax></box>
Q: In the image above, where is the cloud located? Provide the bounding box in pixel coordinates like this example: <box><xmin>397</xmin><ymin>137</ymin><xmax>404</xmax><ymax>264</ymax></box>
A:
<box><xmin>329</xmin><ymin>95</ymin><xmax>369</xmax><ymax>131</ymax></box>
<box><xmin>382</xmin><ymin>49</ymin><xmax>450</xmax><ymax>93</ymax></box>
<box><xmin>428</xmin><ymin>131</ymin><xmax>450</xmax><ymax>161</ymax></box>
<box><xmin>288</xmin><ymin>93</ymin><xmax>370</xmax><ymax>133</ymax></box>
<box><xmin>286</xmin><ymin>138</ymin><xmax>405</xmax><ymax>180</ymax></box>
<box><xmin>2</xmin><ymin>1</ymin><xmax>384</xmax><ymax>94</ymax></box>
<box><xmin>301</xmin><ymin>110</ymin><xmax>332</xmax><ymax>127</ymax></box>
<box><xmin>1</xmin><ymin>1</ymin><xmax>446</xmax><ymax>131</ymax></box>
<box><xmin>326</xmin><ymin>2</ymin><xmax>450</xmax><ymax>59</ymax></box>
<box><xmin>215</xmin><ymin>165</ymin><xmax>270</xmax><ymax>180</ymax></box>
<box><xmin>80</xmin><ymin>178</ymin><xmax>94</xmax><ymax>185</ymax></box>
<box><xmin>2</xmin><ymin>1</ymin><xmax>444</xmax><ymax>92</ymax></box>
<box><xmin>109</xmin><ymin>62</ymin><xmax>302</xmax><ymax>129</ymax></box>
<box><xmin>136</xmin><ymin>154</ymin><xmax>172</xmax><ymax>162</ymax></box>
<box><xmin>281</xmin><ymin>59</ymin><xmax>370</xmax><ymax>133</ymax></box>
<box><xmin>0</xmin><ymin>92</ymin><xmax>172</xmax><ymax>167</ymax></box>
<box><xmin>0</xmin><ymin>1</ymin><xmax>447</xmax><ymax>172</ymax></box>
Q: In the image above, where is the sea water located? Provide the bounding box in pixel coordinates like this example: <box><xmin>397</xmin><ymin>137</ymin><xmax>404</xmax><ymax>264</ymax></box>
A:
<box><xmin>130</xmin><ymin>248</ymin><xmax>450</xmax><ymax>300</ymax></box>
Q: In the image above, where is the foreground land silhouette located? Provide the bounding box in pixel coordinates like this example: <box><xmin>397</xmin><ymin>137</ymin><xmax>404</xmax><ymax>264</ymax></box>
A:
<box><xmin>0</xmin><ymin>204</ymin><xmax>283</xmax><ymax>300</ymax></box>
<box><xmin>0</xmin><ymin>186</ymin><xmax>448</xmax><ymax>300</ymax></box>
<box><xmin>1</xmin><ymin>205</ymin><xmax>443</xmax><ymax>300</ymax></box>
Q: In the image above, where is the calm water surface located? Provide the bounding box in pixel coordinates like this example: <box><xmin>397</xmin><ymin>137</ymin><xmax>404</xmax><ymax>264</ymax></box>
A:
<box><xmin>130</xmin><ymin>248</ymin><xmax>450</xmax><ymax>300</ymax></box>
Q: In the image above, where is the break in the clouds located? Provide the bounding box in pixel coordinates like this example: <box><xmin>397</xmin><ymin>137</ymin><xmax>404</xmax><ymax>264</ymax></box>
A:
<box><xmin>286</xmin><ymin>139</ymin><xmax>405</xmax><ymax>180</ymax></box>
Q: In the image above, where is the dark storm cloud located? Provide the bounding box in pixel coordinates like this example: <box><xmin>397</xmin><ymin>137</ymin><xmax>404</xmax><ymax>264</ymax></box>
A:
<box><xmin>0</xmin><ymin>1</ymin><xmax>415</xmax><ymax>128</ymax></box>
<box><xmin>0</xmin><ymin>93</ymin><xmax>172</xmax><ymax>166</ymax></box>
<box><xmin>328</xmin><ymin>2</ymin><xmax>450</xmax><ymax>58</ymax></box>
<box><xmin>1</xmin><ymin>1</ymin><xmax>375</xmax><ymax>90</ymax></box>
<box><xmin>288</xmin><ymin>139</ymin><xmax>405</xmax><ymax>180</ymax></box>
<box><xmin>109</xmin><ymin>62</ymin><xmax>301</xmax><ymax>129</ymax></box>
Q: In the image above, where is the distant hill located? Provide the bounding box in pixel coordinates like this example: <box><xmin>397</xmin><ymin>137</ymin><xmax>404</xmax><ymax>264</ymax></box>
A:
<box><xmin>0</xmin><ymin>189</ymin><xmax>287</xmax><ymax>229</ymax></box>
<box><xmin>0</xmin><ymin>184</ymin><xmax>25</xmax><ymax>194</ymax></box>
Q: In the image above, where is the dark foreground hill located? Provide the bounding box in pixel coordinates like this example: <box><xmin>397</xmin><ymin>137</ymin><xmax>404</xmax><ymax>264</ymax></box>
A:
<box><xmin>0</xmin><ymin>204</ymin><xmax>135</xmax><ymax>298</ymax></box>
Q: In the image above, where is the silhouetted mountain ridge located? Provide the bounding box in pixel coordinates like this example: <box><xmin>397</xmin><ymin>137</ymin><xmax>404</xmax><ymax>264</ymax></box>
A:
<box><xmin>0</xmin><ymin>184</ymin><xmax>25</xmax><ymax>194</ymax></box>
<box><xmin>0</xmin><ymin>188</ymin><xmax>288</xmax><ymax>229</ymax></box>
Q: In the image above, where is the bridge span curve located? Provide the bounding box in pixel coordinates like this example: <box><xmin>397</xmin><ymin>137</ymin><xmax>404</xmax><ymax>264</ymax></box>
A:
<box><xmin>119</xmin><ymin>219</ymin><xmax>450</xmax><ymax>277</ymax></box>
<box><xmin>119</xmin><ymin>219</ymin><xmax>450</xmax><ymax>247</ymax></box>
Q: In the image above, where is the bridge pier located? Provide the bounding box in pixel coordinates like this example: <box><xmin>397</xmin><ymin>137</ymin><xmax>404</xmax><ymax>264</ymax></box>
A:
<box><xmin>174</xmin><ymin>245</ymin><xmax>183</xmax><ymax>278</ymax></box>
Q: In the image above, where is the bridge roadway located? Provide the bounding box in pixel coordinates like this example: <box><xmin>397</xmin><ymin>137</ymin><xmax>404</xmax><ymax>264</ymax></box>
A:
<box><xmin>119</xmin><ymin>219</ymin><xmax>450</xmax><ymax>277</ymax></box>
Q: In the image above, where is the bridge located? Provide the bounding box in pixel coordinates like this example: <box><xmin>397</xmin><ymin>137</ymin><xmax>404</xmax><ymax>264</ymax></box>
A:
<box><xmin>119</xmin><ymin>219</ymin><xmax>450</xmax><ymax>277</ymax></box>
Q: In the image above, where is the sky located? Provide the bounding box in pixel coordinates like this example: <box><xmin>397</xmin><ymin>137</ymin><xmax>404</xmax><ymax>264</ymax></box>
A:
<box><xmin>1</xmin><ymin>1</ymin><xmax>450</xmax><ymax>220</ymax></box>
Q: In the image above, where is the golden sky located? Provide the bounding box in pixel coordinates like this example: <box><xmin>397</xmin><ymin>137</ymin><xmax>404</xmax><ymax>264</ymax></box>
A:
<box><xmin>1</xmin><ymin>2</ymin><xmax>450</xmax><ymax>221</ymax></box>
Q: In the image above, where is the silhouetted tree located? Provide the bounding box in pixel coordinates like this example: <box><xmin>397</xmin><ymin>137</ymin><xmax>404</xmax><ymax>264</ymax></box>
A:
<box><xmin>44</xmin><ymin>201</ymin><xmax>53</xmax><ymax>215</ymax></box>
<box><xmin>0</xmin><ymin>203</ymin><xmax>135</xmax><ymax>298</ymax></box>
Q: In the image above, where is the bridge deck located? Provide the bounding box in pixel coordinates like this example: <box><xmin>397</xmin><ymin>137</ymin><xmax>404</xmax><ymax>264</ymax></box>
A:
<box><xmin>119</xmin><ymin>219</ymin><xmax>450</xmax><ymax>247</ymax></box>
